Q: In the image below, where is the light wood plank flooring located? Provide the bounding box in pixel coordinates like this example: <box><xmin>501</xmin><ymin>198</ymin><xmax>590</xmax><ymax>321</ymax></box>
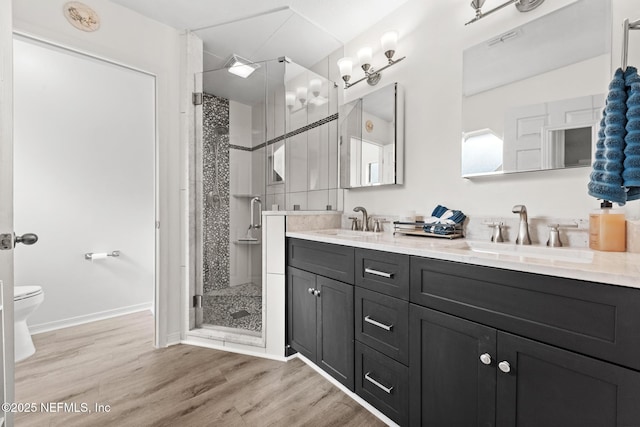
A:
<box><xmin>15</xmin><ymin>311</ymin><xmax>385</xmax><ymax>427</ymax></box>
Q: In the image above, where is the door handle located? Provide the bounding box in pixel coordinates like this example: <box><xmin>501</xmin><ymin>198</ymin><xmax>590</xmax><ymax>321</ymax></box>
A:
<box><xmin>0</xmin><ymin>232</ymin><xmax>38</xmax><ymax>250</ymax></box>
<box><xmin>15</xmin><ymin>233</ymin><xmax>38</xmax><ymax>245</ymax></box>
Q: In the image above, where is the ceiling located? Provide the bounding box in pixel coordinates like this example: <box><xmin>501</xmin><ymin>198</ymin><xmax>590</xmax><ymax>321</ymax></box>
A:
<box><xmin>110</xmin><ymin>0</ymin><xmax>411</xmax><ymax>71</ymax></box>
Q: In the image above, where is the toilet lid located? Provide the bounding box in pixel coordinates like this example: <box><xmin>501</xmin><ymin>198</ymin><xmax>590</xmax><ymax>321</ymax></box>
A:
<box><xmin>15</xmin><ymin>286</ymin><xmax>43</xmax><ymax>301</ymax></box>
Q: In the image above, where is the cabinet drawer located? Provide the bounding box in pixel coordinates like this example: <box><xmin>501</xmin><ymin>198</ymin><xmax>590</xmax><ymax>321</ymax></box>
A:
<box><xmin>410</xmin><ymin>256</ymin><xmax>640</xmax><ymax>371</ymax></box>
<box><xmin>356</xmin><ymin>248</ymin><xmax>409</xmax><ymax>299</ymax></box>
<box><xmin>355</xmin><ymin>287</ymin><xmax>408</xmax><ymax>365</ymax></box>
<box><xmin>355</xmin><ymin>341</ymin><xmax>409</xmax><ymax>426</ymax></box>
<box><xmin>287</xmin><ymin>238</ymin><xmax>354</xmax><ymax>284</ymax></box>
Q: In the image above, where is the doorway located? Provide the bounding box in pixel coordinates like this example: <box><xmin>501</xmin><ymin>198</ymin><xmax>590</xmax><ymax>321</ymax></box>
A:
<box><xmin>12</xmin><ymin>35</ymin><xmax>156</xmax><ymax>338</ymax></box>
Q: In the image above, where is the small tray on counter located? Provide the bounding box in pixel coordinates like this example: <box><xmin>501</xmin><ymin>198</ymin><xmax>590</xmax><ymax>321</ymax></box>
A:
<box><xmin>393</xmin><ymin>221</ymin><xmax>464</xmax><ymax>240</ymax></box>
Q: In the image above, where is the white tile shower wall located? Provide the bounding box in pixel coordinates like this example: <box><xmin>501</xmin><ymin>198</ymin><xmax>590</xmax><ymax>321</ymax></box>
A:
<box><xmin>340</xmin><ymin>0</ymin><xmax>640</xmax><ymax>221</ymax></box>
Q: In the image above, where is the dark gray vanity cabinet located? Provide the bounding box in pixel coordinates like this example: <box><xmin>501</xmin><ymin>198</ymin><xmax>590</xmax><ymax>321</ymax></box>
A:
<box><xmin>287</xmin><ymin>239</ymin><xmax>355</xmax><ymax>391</ymax></box>
<box><xmin>354</xmin><ymin>249</ymin><xmax>410</xmax><ymax>426</ymax></box>
<box><xmin>409</xmin><ymin>256</ymin><xmax>640</xmax><ymax>427</ymax></box>
<box><xmin>287</xmin><ymin>239</ymin><xmax>640</xmax><ymax>426</ymax></box>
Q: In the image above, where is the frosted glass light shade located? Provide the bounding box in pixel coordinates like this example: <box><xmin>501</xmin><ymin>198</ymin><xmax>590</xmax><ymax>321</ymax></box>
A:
<box><xmin>309</xmin><ymin>79</ymin><xmax>322</xmax><ymax>97</ymax></box>
<box><xmin>381</xmin><ymin>31</ymin><xmax>398</xmax><ymax>54</ymax></box>
<box><xmin>357</xmin><ymin>47</ymin><xmax>373</xmax><ymax>69</ymax></box>
<box><xmin>337</xmin><ymin>57</ymin><xmax>353</xmax><ymax>79</ymax></box>
<box><xmin>285</xmin><ymin>91</ymin><xmax>296</xmax><ymax>108</ymax></box>
<box><xmin>296</xmin><ymin>87</ymin><xmax>308</xmax><ymax>105</ymax></box>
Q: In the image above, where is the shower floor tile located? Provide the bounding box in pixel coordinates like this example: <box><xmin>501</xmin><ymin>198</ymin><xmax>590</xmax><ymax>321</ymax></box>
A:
<box><xmin>203</xmin><ymin>283</ymin><xmax>262</xmax><ymax>333</ymax></box>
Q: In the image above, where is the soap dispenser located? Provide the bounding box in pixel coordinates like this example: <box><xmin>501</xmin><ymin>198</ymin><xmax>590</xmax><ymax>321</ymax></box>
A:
<box><xmin>589</xmin><ymin>201</ymin><xmax>626</xmax><ymax>252</ymax></box>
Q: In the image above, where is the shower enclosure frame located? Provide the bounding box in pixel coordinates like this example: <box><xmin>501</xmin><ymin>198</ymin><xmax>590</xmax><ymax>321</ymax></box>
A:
<box><xmin>186</xmin><ymin>55</ymin><xmax>340</xmax><ymax>350</ymax></box>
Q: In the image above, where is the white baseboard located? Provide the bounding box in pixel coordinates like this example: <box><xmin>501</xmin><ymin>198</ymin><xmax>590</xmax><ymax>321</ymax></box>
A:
<box><xmin>166</xmin><ymin>331</ymin><xmax>182</xmax><ymax>346</ymax></box>
<box><xmin>181</xmin><ymin>335</ymin><xmax>288</xmax><ymax>362</ymax></box>
<box><xmin>295</xmin><ymin>353</ymin><xmax>399</xmax><ymax>427</ymax></box>
<box><xmin>29</xmin><ymin>302</ymin><xmax>153</xmax><ymax>335</ymax></box>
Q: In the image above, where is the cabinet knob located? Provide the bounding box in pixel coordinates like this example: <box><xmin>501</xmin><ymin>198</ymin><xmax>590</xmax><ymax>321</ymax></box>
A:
<box><xmin>308</xmin><ymin>287</ymin><xmax>314</xmax><ymax>294</ymax></box>
<box><xmin>313</xmin><ymin>289</ymin><xmax>321</xmax><ymax>297</ymax></box>
<box><xmin>498</xmin><ymin>361</ymin><xmax>511</xmax><ymax>373</ymax></box>
<box><xmin>479</xmin><ymin>353</ymin><xmax>492</xmax><ymax>365</ymax></box>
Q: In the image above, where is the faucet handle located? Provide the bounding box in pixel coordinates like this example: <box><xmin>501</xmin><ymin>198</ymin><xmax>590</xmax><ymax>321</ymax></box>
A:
<box><xmin>348</xmin><ymin>216</ymin><xmax>360</xmax><ymax>231</ymax></box>
<box><xmin>372</xmin><ymin>218</ymin><xmax>387</xmax><ymax>233</ymax></box>
<box><xmin>485</xmin><ymin>222</ymin><xmax>504</xmax><ymax>243</ymax></box>
<box><xmin>546</xmin><ymin>223</ymin><xmax>578</xmax><ymax>247</ymax></box>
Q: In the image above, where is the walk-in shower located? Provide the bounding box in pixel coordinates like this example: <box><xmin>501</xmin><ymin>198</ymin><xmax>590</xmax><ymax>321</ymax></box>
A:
<box><xmin>188</xmin><ymin>56</ymin><xmax>339</xmax><ymax>346</ymax></box>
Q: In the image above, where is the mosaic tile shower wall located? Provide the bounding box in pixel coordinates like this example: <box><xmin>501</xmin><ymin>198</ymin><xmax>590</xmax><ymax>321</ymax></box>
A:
<box><xmin>202</xmin><ymin>93</ymin><xmax>230</xmax><ymax>293</ymax></box>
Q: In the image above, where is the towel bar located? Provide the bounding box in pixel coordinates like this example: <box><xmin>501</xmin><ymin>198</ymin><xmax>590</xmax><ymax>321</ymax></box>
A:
<box><xmin>622</xmin><ymin>18</ymin><xmax>640</xmax><ymax>71</ymax></box>
<box><xmin>84</xmin><ymin>251</ymin><xmax>120</xmax><ymax>260</ymax></box>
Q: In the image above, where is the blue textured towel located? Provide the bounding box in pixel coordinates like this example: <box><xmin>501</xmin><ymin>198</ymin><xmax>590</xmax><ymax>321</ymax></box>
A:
<box><xmin>588</xmin><ymin>68</ymin><xmax>627</xmax><ymax>204</ymax></box>
<box><xmin>424</xmin><ymin>205</ymin><xmax>466</xmax><ymax>235</ymax></box>
<box><xmin>588</xmin><ymin>66</ymin><xmax>640</xmax><ymax>205</ymax></box>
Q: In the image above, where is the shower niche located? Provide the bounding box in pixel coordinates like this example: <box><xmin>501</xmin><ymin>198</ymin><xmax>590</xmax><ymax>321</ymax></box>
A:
<box><xmin>190</xmin><ymin>57</ymin><xmax>339</xmax><ymax>345</ymax></box>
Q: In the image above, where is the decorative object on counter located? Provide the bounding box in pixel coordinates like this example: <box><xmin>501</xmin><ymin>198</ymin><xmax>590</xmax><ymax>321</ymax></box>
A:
<box><xmin>337</xmin><ymin>31</ymin><xmax>405</xmax><ymax>89</ymax></box>
<box><xmin>588</xmin><ymin>19</ymin><xmax>640</xmax><ymax>205</ymax></box>
<box><xmin>393</xmin><ymin>205</ymin><xmax>465</xmax><ymax>239</ymax></box>
<box><xmin>546</xmin><ymin>223</ymin><xmax>578</xmax><ymax>247</ymax></box>
<box><xmin>465</xmin><ymin>0</ymin><xmax>544</xmax><ymax>25</ymax></box>
<box><xmin>589</xmin><ymin>201</ymin><xmax>626</xmax><ymax>252</ymax></box>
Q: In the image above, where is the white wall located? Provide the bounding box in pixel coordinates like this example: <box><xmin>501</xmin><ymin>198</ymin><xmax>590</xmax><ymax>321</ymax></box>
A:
<box><xmin>13</xmin><ymin>0</ymin><xmax>182</xmax><ymax>346</ymax></box>
<box><xmin>13</xmin><ymin>37</ymin><xmax>155</xmax><ymax>331</ymax></box>
<box><xmin>342</xmin><ymin>0</ymin><xmax>640</xmax><ymax>220</ymax></box>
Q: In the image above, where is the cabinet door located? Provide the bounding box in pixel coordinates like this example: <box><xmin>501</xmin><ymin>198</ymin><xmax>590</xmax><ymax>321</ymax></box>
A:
<box><xmin>317</xmin><ymin>275</ymin><xmax>355</xmax><ymax>390</ymax></box>
<box><xmin>287</xmin><ymin>267</ymin><xmax>317</xmax><ymax>361</ymax></box>
<box><xmin>496</xmin><ymin>332</ymin><xmax>640</xmax><ymax>427</ymax></box>
<box><xmin>409</xmin><ymin>304</ymin><xmax>496</xmax><ymax>427</ymax></box>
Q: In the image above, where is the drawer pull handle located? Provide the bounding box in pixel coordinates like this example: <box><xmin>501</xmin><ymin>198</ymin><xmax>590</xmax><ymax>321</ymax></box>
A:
<box><xmin>364</xmin><ymin>315</ymin><xmax>394</xmax><ymax>331</ymax></box>
<box><xmin>365</xmin><ymin>372</ymin><xmax>394</xmax><ymax>394</ymax></box>
<box><xmin>365</xmin><ymin>267</ymin><xmax>394</xmax><ymax>278</ymax></box>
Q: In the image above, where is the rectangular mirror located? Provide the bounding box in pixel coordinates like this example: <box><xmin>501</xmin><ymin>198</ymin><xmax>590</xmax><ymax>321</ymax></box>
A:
<box><xmin>340</xmin><ymin>82</ymin><xmax>404</xmax><ymax>188</ymax></box>
<box><xmin>461</xmin><ymin>0</ymin><xmax>611</xmax><ymax>177</ymax></box>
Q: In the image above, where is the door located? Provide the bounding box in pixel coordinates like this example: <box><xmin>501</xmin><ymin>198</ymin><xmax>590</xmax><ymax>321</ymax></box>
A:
<box><xmin>0</xmin><ymin>0</ymin><xmax>14</xmax><ymax>424</ymax></box>
<box><xmin>316</xmin><ymin>275</ymin><xmax>354</xmax><ymax>390</ymax></box>
<box><xmin>287</xmin><ymin>267</ymin><xmax>317</xmax><ymax>361</ymax></box>
<box><xmin>409</xmin><ymin>305</ymin><xmax>497</xmax><ymax>427</ymax></box>
<box><xmin>496</xmin><ymin>332</ymin><xmax>640</xmax><ymax>427</ymax></box>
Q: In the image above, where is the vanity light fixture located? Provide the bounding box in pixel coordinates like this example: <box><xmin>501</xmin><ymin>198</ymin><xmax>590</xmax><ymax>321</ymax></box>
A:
<box><xmin>465</xmin><ymin>0</ymin><xmax>545</xmax><ymax>26</ymax></box>
<box><xmin>225</xmin><ymin>54</ymin><xmax>260</xmax><ymax>78</ymax></box>
<box><xmin>286</xmin><ymin>78</ymin><xmax>329</xmax><ymax>111</ymax></box>
<box><xmin>337</xmin><ymin>30</ymin><xmax>406</xmax><ymax>89</ymax></box>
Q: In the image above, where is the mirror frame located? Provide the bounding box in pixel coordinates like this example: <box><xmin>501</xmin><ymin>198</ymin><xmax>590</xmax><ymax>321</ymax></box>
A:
<box><xmin>339</xmin><ymin>82</ymin><xmax>404</xmax><ymax>189</ymax></box>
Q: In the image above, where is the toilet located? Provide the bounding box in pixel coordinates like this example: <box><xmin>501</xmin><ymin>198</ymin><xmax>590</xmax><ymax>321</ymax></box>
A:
<box><xmin>14</xmin><ymin>286</ymin><xmax>44</xmax><ymax>362</ymax></box>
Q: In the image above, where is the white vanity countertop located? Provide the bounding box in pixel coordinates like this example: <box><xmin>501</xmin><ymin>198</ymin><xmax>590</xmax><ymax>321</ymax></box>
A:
<box><xmin>286</xmin><ymin>229</ymin><xmax>640</xmax><ymax>290</ymax></box>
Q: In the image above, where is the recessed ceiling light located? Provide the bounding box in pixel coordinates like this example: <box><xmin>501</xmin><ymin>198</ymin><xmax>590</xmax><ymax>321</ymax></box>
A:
<box><xmin>225</xmin><ymin>54</ymin><xmax>260</xmax><ymax>78</ymax></box>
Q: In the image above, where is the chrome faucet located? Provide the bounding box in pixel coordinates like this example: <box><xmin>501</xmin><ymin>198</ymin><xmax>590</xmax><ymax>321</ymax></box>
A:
<box><xmin>353</xmin><ymin>206</ymin><xmax>369</xmax><ymax>231</ymax></box>
<box><xmin>512</xmin><ymin>205</ymin><xmax>531</xmax><ymax>245</ymax></box>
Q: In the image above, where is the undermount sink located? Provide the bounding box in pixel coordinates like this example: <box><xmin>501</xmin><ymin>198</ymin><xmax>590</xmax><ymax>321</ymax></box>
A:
<box><xmin>314</xmin><ymin>229</ymin><xmax>372</xmax><ymax>238</ymax></box>
<box><xmin>456</xmin><ymin>241</ymin><xmax>594</xmax><ymax>264</ymax></box>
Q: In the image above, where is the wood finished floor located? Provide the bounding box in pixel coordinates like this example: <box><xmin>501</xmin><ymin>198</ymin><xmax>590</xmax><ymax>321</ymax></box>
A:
<box><xmin>15</xmin><ymin>312</ymin><xmax>385</xmax><ymax>427</ymax></box>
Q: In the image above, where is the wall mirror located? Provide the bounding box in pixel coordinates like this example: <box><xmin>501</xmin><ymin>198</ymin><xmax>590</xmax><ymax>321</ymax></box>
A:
<box><xmin>340</xmin><ymin>82</ymin><xmax>404</xmax><ymax>188</ymax></box>
<box><xmin>461</xmin><ymin>0</ymin><xmax>611</xmax><ymax>177</ymax></box>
